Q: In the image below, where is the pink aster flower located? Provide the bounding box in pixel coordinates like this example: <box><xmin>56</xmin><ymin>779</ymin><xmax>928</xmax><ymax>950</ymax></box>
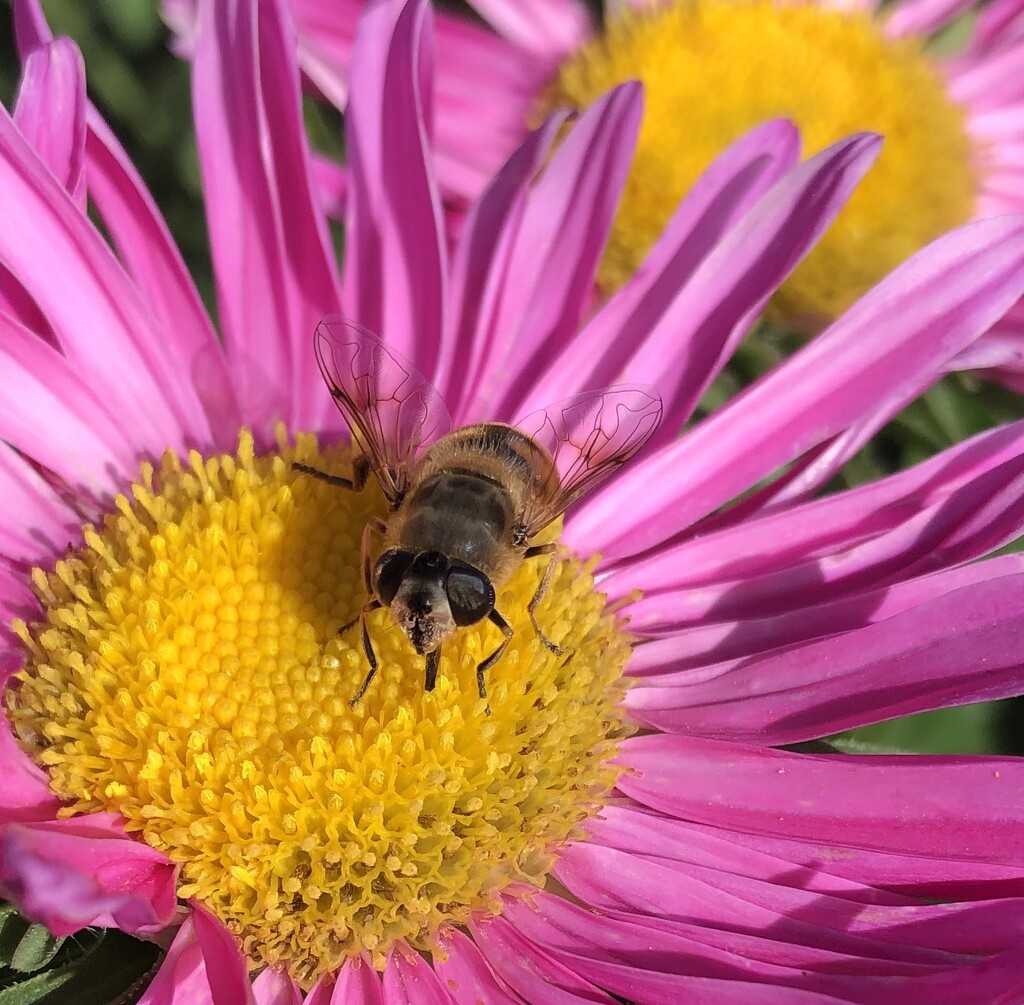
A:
<box><xmin>164</xmin><ymin>0</ymin><xmax>1024</xmax><ymax>381</ymax></box>
<box><xmin>2</xmin><ymin>0</ymin><xmax>1024</xmax><ymax>1003</ymax></box>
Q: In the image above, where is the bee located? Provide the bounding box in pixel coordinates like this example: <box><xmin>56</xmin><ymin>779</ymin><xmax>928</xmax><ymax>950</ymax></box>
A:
<box><xmin>295</xmin><ymin>317</ymin><xmax>662</xmax><ymax>708</ymax></box>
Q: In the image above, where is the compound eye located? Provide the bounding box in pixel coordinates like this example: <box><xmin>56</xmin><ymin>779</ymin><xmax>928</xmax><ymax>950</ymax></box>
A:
<box><xmin>445</xmin><ymin>564</ymin><xmax>495</xmax><ymax>626</ymax></box>
<box><xmin>374</xmin><ymin>550</ymin><xmax>414</xmax><ymax>605</ymax></box>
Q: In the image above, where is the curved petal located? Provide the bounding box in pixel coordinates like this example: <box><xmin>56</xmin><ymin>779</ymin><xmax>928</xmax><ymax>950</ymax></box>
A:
<box><xmin>193</xmin><ymin>0</ymin><xmax>340</xmax><ymax>435</ymax></box>
<box><xmin>591</xmin><ymin>804</ymin><xmax>1024</xmax><ymax>900</ymax></box>
<box><xmin>525</xmin><ymin>132</ymin><xmax>880</xmax><ymax>444</ymax></box>
<box><xmin>138</xmin><ymin>906</ymin><xmax>257</xmax><ymax>1005</ymax></box>
<box><xmin>571</xmin><ymin>215</ymin><xmax>1024</xmax><ymax>559</ymax></box>
<box><xmin>0</xmin><ymin>813</ymin><xmax>178</xmax><ymax>936</ymax></box>
<box><xmin>0</xmin><ymin>312</ymin><xmax>138</xmax><ymax>493</ymax></box>
<box><xmin>518</xmin><ymin>119</ymin><xmax>801</xmax><ymax>415</ymax></box>
<box><xmin>252</xmin><ymin>968</ymin><xmax>302</xmax><ymax>1005</ymax></box>
<box><xmin>626</xmin><ymin>555</ymin><xmax>1024</xmax><ymax>672</ymax></box>
<box><xmin>0</xmin><ymin>713</ymin><xmax>63</xmax><ymax>825</ymax></box>
<box><xmin>627</xmin><ymin>570</ymin><xmax>1024</xmax><ymax>742</ymax></box>
<box><xmin>444</xmin><ymin>112</ymin><xmax>568</xmax><ymax>418</ymax></box>
<box><xmin>465</xmin><ymin>0</ymin><xmax>591</xmax><ymax>57</ymax></box>
<box><xmin>463</xmin><ymin>81</ymin><xmax>643</xmax><ymax>422</ymax></box>
<box><xmin>433</xmin><ymin>929</ymin><xmax>525</xmax><ymax>1004</ymax></box>
<box><xmin>342</xmin><ymin>0</ymin><xmax>446</xmax><ymax>379</ymax></box>
<box><xmin>12</xmin><ymin>38</ymin><xmax>86</xmax><ymax>205</ymax></box>
<box><xmin>470</xmin><ymin>915</ymin><xmax>619</xmax><ymax>1004</ymax></box>
<box><xmin>382</xmin><ymin>951</ymin><xmax>455</xmax><ymax>1004</ymax></box>
<box><xmin>0</xmin><ymin>103</ymin><xmax>208</xmax><ymax>455</ymax></box>
<box><xmin>305</xmin><ymin>958</ymin><xmax>385</xmax><ymax>1005</ymax></box>
<box><xmin>618</xmin><ymin>735</ymin><xmax>1024</xmax><ymax>866</ymax></box>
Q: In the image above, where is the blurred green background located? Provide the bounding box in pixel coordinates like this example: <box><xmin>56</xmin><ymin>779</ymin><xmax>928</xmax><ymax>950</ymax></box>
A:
<box><xmin>1</xmin><ymin>1</ymin><xmax>1022</xmax><ymax>756</ymax></box>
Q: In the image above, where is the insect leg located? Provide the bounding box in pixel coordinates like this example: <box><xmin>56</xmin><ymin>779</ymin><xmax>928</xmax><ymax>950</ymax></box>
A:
<box><xmin>292</xmin><ymin>454</ymin><xmax>371</xmax><ymax>491</ymax></box>
<box><xmin>476</xmin><ymin>609</ymin><xmax>514</xmax><ymax>714</ymax></box>
<box><xmin>349</xmin><ymin>598</ymin><xmax>383</xmax><ymax>706</ymax></box>
<box><xmin>524</xmin><ymin>543</ymin><xmax>565</xmax><ymax>656</ymax></box>
<box><xmin>424</xmin><ymin>648</ymin><xmax>441</xmax><ymax>691</ymax></box>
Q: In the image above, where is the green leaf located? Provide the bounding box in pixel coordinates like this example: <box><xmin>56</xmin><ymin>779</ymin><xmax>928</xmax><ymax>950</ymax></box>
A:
<box><xmin>8</xmin><ymin>927</ymin><xmax>63</xmax><ymax>976</ymax></box>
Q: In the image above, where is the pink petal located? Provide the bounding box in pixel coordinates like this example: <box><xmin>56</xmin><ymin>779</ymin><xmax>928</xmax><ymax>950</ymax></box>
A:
<box><xmin>382</xmin><ymin>950</ymin><xmax>455</xmax><ymax>1004</ymax></box>
<box><xmin>626</xmin><ymin>554</ymin><xmax>1024</xmax><ymax>672</ymax></box>
<box><xmin>433</xmin><ymin>929</ymin><xmax>525</xmax><ymax>1004</ymax></box>
<box><xmin>12</xmin><ymin>38</ymin><xmax>86</xmax><ymax>206</ymax></box>
<box><xmin>884</xmin><ymin>0</ymin><xmax>978</xmax><ymax>37</ymax></box>
<box><xmin>524</xmin><ymin>132</ymin><xmax>879</xmax><ymax>442</ymax></box>
<box><xmin>0</xmin><ymin>712</ymin><xmax>63</xmax><ymax>825</ymax></box>
<box><xmin>463</xmin><ymin>82</ymin><xmax>643</xmax><ymax>422</ymax></box>
<box><xmin>592</xmin><ymin>804</ymin><xmax>1024</xmax><ymax>900</ymax></box>
<box><xmin>618</xmin><ymin>735</ymin><xmax>1024</xmax><ymax>866</ymax></box>
<box><xmin>138</xmin><ymin>905</ymin><xmax>257</xmax><ymax>1005</ymax></box>
<box><xmin>0</xmin><ymin>813</ymin><xmax>178</xmax><ymax>935</ymax></box>
<box><xmin>0</xmin><ymin>103</ymin><xmax>208</xmax><ymax>455</ymax></box>
<box><xmin>305</xmin><ymin>958</ymin><xmax>385</xmax><ymax>1005</ymax></box>
<box><xmin>0</xmin><ymin>443</ymin><xmax>83</xmax><ymax>565</ymax></box>
<box><xmin>604</xmin><ymin>416</ymin><xmax>1024</xmax><ymax>601</ymax></box>
<box><xmin>571</xmin><ymin>215</ymin><xmax>1024</xmax><ymax>560</ymax></box>
<box><xmin>342</xmin><ymin>0</ymin><xmax>447</xmax><ymax>379</ymax></box>
<box><xmin>627</xmin><ymin>570</ymin><xmax>1024</xmax><ymax>741</ymax></box>
<box><xmin>465</xmin><ymin>0</ymin><xmax>592</xmax><ymax>57</ymax></box>
<box><xmin>444</xmin><ymin>113</ymin><xmax>567</xmax><ymax>418</ymax></box>
<box><xmin>193</xmin><ymin>0</ymin><xmax>340</xmax><ymax>435</ymax></box>
<box><xmin>470</xmin><ymin>914</ymin><xmax>619</xmax><ymax>1003</ymax></box>
<box><xmin>252</xmin><ymin>967</ymin><xmax>302</xmax><ymax>1005</ymax></box>
<box><xmin>0</xmin><ymin>312</ymin><xmax>138</xmax><ymax>494</ymax></box>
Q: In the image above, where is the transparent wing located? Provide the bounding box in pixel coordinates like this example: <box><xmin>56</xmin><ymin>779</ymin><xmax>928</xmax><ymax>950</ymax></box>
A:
<box><xmin>514</xmin><ymin>385</ymin><xmax>663</xmax><ymax>537</ymax></box>
<box><xmin>314</xmin><ymin>316</ymin><xmax>452</xmax><ymax>503</ymax></box>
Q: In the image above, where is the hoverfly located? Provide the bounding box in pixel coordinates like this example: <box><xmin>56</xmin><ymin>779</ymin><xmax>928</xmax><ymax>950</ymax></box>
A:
<box><xmin>295</xmin><ymin>317</ymin><xmax>662</xmax><ymax>708</ymax></box>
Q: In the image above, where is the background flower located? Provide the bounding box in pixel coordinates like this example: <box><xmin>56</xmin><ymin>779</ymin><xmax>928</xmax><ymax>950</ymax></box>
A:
<box><xmin>0</xmin><ymin>0</ymin><xmax>1023</xmax><ymax>1002</ymax></box>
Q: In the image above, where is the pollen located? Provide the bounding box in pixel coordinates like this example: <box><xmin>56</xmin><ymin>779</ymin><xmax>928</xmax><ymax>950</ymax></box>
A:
<box><xmin>545</xmin><ymin>0</ymin><xmax>977</xmax><ymax>323</ymax></box>
<box><xmin>6</xmin><ymin>431</ymin><xmax>634</xmax><ymax>985</ymax></box>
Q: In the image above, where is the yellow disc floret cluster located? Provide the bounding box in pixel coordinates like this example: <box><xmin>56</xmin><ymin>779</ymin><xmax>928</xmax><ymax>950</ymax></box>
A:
<box><xmin>546</xmin><ymin>0</ymin><xmax>977</xmax><ymax>322</ymax></box>
<box><xmin>6</xmin><ymin>431</ymin><xmax>634</xmax><ymax>986</ymax></box>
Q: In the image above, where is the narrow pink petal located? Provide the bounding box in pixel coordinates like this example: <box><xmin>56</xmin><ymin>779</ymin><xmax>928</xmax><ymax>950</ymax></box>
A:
<box><xmin>627</xmin><ymin>570</ymin><xmax>1024</xmax><ymax>741</ymax></box>
<box><xmin>0</xmin><ymin>443</ymin><xmax>84</xmax><ymax>565</ymax></box>
<box><xmin>252</xmin><ymin>968</ymin><xmax>302</xmax><ymax>1005</ymax></box>
<box><xmin>524</xmin><ymin>132</ymin><xmax>879</xmax><ymax>441</ymax></box>
<box><xmin>137</xmin><ymin>906</ymin><xmax>257</xmax><ymax>1005</ymax></box>
<box><xmin>518</xmin><ymin>119</ymin><xmax>800</xmax><ymax>414</ymax></box>
<box><xmin>382</xmin><ymin>951</ymin><xmax>455</xmax><ymax>1004</ymax></box>
<box><xmin>444</xmin><ymin>113</ymin><xmax>567</xmax><ymax>419</ymax></box>
<box><xmin>342</xmin><ymin>0</ymin><xmax>447</xmax><ymax>378</ymax></box>
<box><xmin>0</xmin><ymin>713</ymin><xmax>63</xmax><ymax>825</ymax></box>
<box><xmin>884</xmin><ymin>0</ymin><xmax>977</xmax><ymax>37</ymax></box>
<box><xmin>194</xmin><ymin>0</ymin><xmax>340</xmax><ymax>434</ymax></box>
<box><xmin>617</xmin><ymin>452</ymin><xmax>1024</xmax><ymax>633</ymax></box>
<box><xmin>0</xmin><ymin>313</ymin><xmax>138</xmax><ymax>493</ymax></box>
<box><xmin>0</xmin><ymin>105</ymin><xmax>209</xmax><ymax>454</ymax></box>
<box><xmin>626</xmin><ymin>555</ymin><xmax>1024</xmax><ymax>672</ymax></box>
<box><xmin>970</xmin><ymin>0</ymin><xmax>1024</xmax><ymax>51</ymax></box>
<box><xmin>505</xmin><ymin>895</ymin><xmax>975</xmax><ymax>995</ymax></box>
<box><xmin>83</xmin><ymin>112</ymin><xmax>240</xmax><ymax>442</ymax></box>
<box><xmin>619</xmin><ymin>736</ymin><xmax>1024</xmax><ymax>865</ymax></box>
<box><xmin>463</xmin><ymin>82</ymin><xmax>643</xmax><ymax>422</ymax></box>
<box><xmin>0</xmin><ymin>813</ymin><xmax>178</xmax><ymax>935</ymax></box>
<box><xmin>12</xmin><ymin>39</ymin><xmax>86</xmax><ymax>205</ymax></box>
<box><xmin>305</xmin><ymin>958</ymin><xmax>385</xmax><ymax>1005</ymax></box>
<box><xmin>594</xmin><ymin>803</ymin><xmax>1024</xmax><ymax>901</ymax></box>
<box><xmin>571</xmin><ymin>216</ymin><xmax>1024</xmax><ymax>559</ymax></box>
<box><xmin>466</xmin><ymin>0</ymin><xmax>592</xmax><ymax>56</ymax></box>
<box><xmin>470</xmin><ymin>915</ymin><xmax>619</xmax><ymax>1003</ymax></box>
<box><xmin>433</xmin><ymin>929</ymin><xmax>526</xmax><ymax>1004</ymax></box>
<box><xmin>604</xmin><ymin>416</ymin><xmax>1024</xmax><ymax>600</ymax></box>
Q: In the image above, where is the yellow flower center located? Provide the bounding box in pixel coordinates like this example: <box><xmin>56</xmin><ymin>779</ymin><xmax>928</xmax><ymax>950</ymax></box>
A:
<box><xmin>546</xmin><ymin>0</ymin><xmax>977</xmax><ymax>323</ymax></box>
<box><xmin>6</xmin><ymin>431</ymin><xmax>633</xmax><ymax>986</ymax></box>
